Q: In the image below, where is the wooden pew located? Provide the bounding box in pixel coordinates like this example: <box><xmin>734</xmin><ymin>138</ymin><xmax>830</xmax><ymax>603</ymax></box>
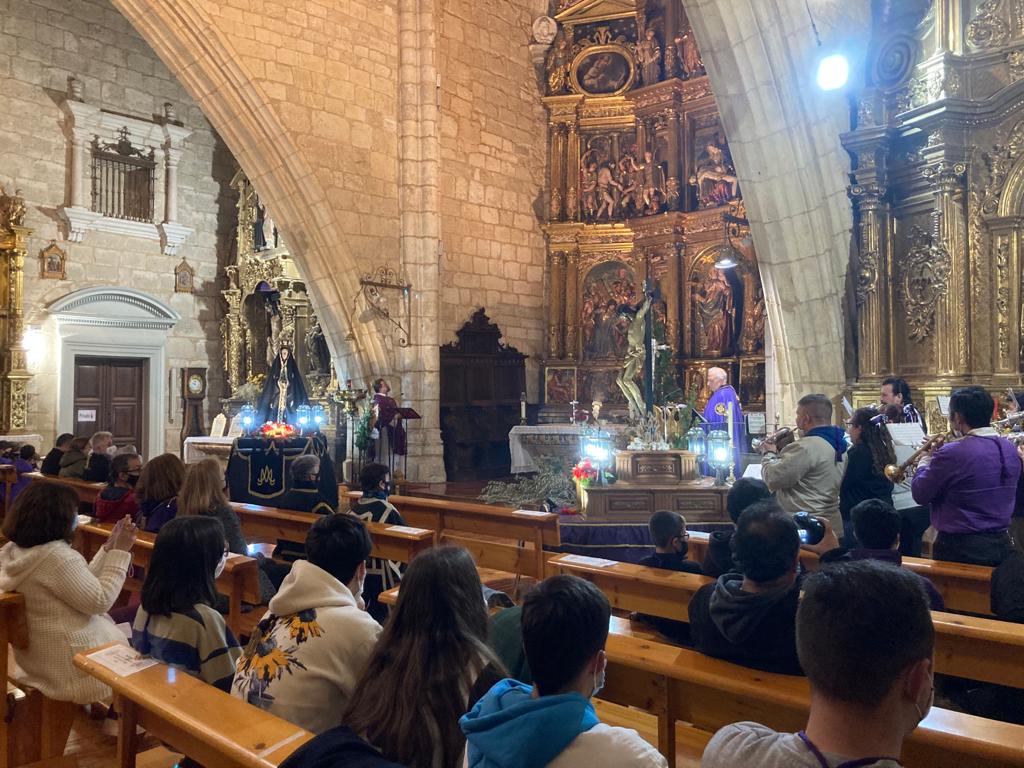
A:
<box><xmin>344</xmin><ymin>490</ymin><xmax>559</xmax><ymax>579</ymax></box>
<box><xmin>601</xmin><ymin>616</ymin><xmax>1024</xmax><ymax>768</ymax></box>
<box><xmin>230</xmin><ymin>502</ymin><xmax>435</xmax><ymax>564</ymax></box>
<box><xmin>74</xmin><ymin>643</ymin><xmax>312</xmax><ymax>768</ymax></box>
<box><xmin>26</xmin><ymin>471</ymin><xmax>104</xmax><ymax>506</ymax></box>
<box><xmin>2</xmin><ymin>592</ymin><xmax>78</xmax><ymax>768</ymax></box>
<box><xmin>686</xmin><ymin>530</ymin><xmax>994</xmax><ymax>616</ymax></box>
<box><xmin>550</xmin><ymin>554</ymin><xmax>1024</xmax><ymax>690</ymax></box>
<box><xmin>73</xmin><ymin>521</ymin><xmax>262</xmax><ymax>638</ymax></box>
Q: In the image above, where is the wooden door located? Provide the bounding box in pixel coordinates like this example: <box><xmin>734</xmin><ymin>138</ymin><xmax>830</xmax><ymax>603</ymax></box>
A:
<box><xmin>73</xmin><ymin>357</ymin><xmax>146</xmax><ymax>455</ymax></box>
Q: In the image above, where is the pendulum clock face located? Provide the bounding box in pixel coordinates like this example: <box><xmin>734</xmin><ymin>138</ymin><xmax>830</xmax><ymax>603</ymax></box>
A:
<box><xmin>181</xmin><ymin>367</ymin><xmax>207</xmax><ymax>443</ymax></box>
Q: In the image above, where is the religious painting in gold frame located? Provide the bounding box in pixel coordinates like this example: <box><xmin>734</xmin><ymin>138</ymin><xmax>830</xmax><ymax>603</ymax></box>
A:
<box><xmin>545</xmin><ymin>366</ymin><xmax>577</xmax><ymax>404</ymax></box>
<box><xmin>39</xmin><ymin>240</ymin><xmax>66</xmax><ymax>280</ymax></box>
<box><xmin>570</xmin><ymin>45</ymin><xmax>636</xmax><ymax>97</ymax></box>
<box><xmin>174</xmin><ymin>257</ymin><xmax>195</xmax><ymax>294</ymax></box>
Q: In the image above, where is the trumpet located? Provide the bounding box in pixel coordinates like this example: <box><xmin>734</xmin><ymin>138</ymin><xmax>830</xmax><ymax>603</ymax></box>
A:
<box><xmin>752</xmin><ymin>427</ymin><xmax>794</xmax><ymax>452</ymax></box>
<box><xmin>883</xmin><ymin>432</ymin><xmax>953</xmax><ymax>483</ymax></box>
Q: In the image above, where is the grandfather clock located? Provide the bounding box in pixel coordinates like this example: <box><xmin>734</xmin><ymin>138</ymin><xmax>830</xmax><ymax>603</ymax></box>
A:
<box><xmin>180</xmin><ymin>367</ymin><xmax>207</xmax><ymax>447</ymax></box>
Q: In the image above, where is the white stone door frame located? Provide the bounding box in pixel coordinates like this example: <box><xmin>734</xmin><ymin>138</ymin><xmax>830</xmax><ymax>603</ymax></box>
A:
<box><xmin>47</xmin><ymin>286</ymin><xmax>181</xmax><ymax>460</ymax></box>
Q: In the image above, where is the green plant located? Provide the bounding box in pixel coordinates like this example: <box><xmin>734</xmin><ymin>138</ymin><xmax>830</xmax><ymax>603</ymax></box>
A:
<box><xmin>354</xmin><ymin>407</ymin><xmax>374</xmax><ymax>452</ymax></box>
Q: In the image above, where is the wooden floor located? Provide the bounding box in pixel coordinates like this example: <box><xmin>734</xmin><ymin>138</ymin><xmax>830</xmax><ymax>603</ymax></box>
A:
<box><xmin>63</xmin><ymin>699</ymin><xmax>698</xmax><ymax>767</ymax></box>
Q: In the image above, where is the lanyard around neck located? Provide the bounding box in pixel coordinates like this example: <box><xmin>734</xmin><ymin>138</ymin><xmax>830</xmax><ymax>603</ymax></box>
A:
<box><xmin>798</xmin><ymin>732</ymin><xmax>898</xmax><ymax>768</ymax></box>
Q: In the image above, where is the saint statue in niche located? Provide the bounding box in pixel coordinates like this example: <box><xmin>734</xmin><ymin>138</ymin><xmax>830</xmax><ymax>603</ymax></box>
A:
<box><xmin>256</xmin><ymin>346</ymin><xmax>310</xmax><ymax>424</ymax></box>
<box><xmin>636</xmin><ymin>28</ymin><xmax>662</xmax><ymax>85</ymax></box>
<box><xmin>682</xmin><ymin>26</ymin><xmax>705</xmax><ymax>77</ymax></box>
<box><xmin>305</xmin><ymin>317</ymin><xmax>331</xmax><ymax>375</ymax></box>
<box><xmin>697</xmin><ymin>269</ymin><xmax>734</xmax><ymax>356</ymax></box>
<box><xmin>692</xmin><ymin>137</ymin><xmax>739</xmax><ymax>208</ymax></box>
<box><xmin>545</xmin><ymin>32</ymin><xmax>571</xmax><ymax>95</ymax></box>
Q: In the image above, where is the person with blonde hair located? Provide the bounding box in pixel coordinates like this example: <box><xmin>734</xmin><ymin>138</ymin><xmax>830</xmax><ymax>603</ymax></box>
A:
<box><xmin>179</xmin><ymin>458</ymin><xmax>276</xmax><ymax>601</ymax></box>
<box><xmin>136</xmin><ymin>453</ymin><xmax>186</xmax><ymax>532</ymax></box>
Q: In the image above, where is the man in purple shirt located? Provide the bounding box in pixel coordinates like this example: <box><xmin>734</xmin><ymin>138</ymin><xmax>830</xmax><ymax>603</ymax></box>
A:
<box><xmin>911</xmin><ymin>386</ymin><xmax>1020</xmax><ymax>567</ymax></box>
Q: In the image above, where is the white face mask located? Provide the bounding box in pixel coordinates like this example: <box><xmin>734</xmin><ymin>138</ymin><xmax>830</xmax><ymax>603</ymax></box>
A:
<box><xmin>591</xmin><ymin>666</ymin><xmax>606</xmax><ymax>698</ymax></box>
<box><xmin>106</xmin><ymin>445</ymin><xmax>117</xmax><ymax>456</ymax></box>
<box><xmin>914</xmin><ymin>672</ymin><xmax>935</xmax><ymax>724</ymax></box>
<box><xmin>214</xmin><ymin>552</ymin><xmax>228</xmax><ymax>579</ymax></box>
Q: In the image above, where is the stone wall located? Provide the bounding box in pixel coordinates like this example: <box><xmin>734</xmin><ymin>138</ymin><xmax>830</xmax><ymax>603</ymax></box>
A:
<box><xmin>0</xmin><ymin>0</ymin><xmax>234</xmax><ymax>453</ymax></box>
<box><xmin>438</xmin><ymin>0</ymin><xmax>549</xmax><ymax>396</ymax></box>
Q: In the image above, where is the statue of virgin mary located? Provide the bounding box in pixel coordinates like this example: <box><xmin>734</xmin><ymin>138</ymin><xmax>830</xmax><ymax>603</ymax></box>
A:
<box><xmin>256</xmin><ymin>346</ymin><xmax>310</xmax><ymax>424</ymax></box>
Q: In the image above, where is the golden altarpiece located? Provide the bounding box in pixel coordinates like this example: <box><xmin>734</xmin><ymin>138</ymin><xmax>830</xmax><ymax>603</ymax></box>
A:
<box><xmin>845</xmin><ymin>1</ymin><xmax>1024</xmax><ymax>421</ymax></box>
<box><xmin>540</xmin><ymin>0</ymin><xmax>766</xmax><ymax>418</ymax></box>
<box><xmin>220</xmin><ymin>171</ymin><xmax>335</xmax><ymax>409</ymax></box>
<box><xmin>0</xmin><ymin>188</ymin><xmax>30</xmax><ymax>435</ymax></box>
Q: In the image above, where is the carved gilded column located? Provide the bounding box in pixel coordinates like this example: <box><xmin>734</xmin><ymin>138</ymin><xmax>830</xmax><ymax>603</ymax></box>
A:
<box><xmin>925</xmin><ymin>162</ymin><xmax>969</xmax><ymax>376</ymax></box>
<box><xmin>565</xmin><ymin>249</ymin><xmax>580</xmax><ymax>360</ymax></box>
<box><xmin>988</xmin><ymin>219</ymin><xmax>1020</xmax><ymax>375</ymax></box>
<box><xmin>549</xmin><ymin>125</ymin><xmax>566</xmax><ymax>221</ymax></box>
<box><xmin>566</xmin><ymin>123</ymin><xmax>580</xmax><ymax>221</ymax></box>
<box><xmin>635</xmin><ymin>117</ymin><xmax>647</xmax><ymax>157</ymax></box>
<box><xmin>666</xmin><ymin>243</ymin><xmax>682</xmax><ymax>355</ymax></box>
<box><xmin>663</xmin><ymin>109</ymin><xmax>681</xmax><ymax>210</ymax></box>
<box><xmin>548</xmin><ymin>251</ymin><xmax>566</xmax><ymax>358</ymax></box>
<box><xmin>850</xmin><ymin>181</ymin><xmax>890</xmax><ymax>377</ymax></box>
<box><xmin>0</xmin><ymin>190</ymin><xmax>31</xmax><ymax>434</ymax></box>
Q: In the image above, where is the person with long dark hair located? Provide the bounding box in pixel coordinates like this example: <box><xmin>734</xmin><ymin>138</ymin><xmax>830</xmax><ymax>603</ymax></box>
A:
<box><xmin>131</xmin><ymin>516</ymin><xmax>241</xmax><ymax>691</ymax></box>
<box><xmin>342</xmin><ymin>546</ymin><xmax>504</xmax><ymax>768</ymax></box>
<box><xmin>840</xmin><ymin>408</ymin><xmax>896</xmax><ymax>546</ymax></box>
<box><xmin>136</xmin><ymin>452</ymin><xmax>186</xmax><ymax>532</ymax></box>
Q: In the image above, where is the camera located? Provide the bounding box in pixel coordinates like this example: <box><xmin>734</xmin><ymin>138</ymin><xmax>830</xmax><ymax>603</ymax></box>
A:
<box><xmin>793</xmin><ymin>511</ymin><xmax>825</xmax><ymax>545</ymax></box>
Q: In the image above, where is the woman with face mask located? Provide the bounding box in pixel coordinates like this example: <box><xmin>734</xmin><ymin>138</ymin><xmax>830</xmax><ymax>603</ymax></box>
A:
<box><xmin>0</xmin><ymin>483</ymin><xmax>136</xmax><ymax>704</ymax></box>
<box><xmin>131</xmin><ymin>515</ymin><xmax>240</xmax><ymax>691</ymax></box>
<box><xmin>93</xmin><ymin>452</ymin><xmax>143</xmax><ymax>524</ymax></box>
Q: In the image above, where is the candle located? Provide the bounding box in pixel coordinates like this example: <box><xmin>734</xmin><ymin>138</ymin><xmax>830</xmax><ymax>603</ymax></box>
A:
<box><xmin>727</xmin><ymin>401</ymin><xmax>734</xmax><ymax>445</ymax></box>
<box><xmin>520</xmin><ymin>393</ymin><xmax>527</xmax><ymax>421</ymax></box>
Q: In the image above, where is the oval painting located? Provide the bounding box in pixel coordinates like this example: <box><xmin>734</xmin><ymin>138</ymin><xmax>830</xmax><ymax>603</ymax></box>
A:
<box><xmin>575</xmin><ymin>49</ymin><xmax>631</xmax><ymax>95</ymax></box>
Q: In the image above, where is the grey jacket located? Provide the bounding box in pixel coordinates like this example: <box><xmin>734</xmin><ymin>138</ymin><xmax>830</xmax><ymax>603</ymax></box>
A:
<box><xmin>761</xmin><ymin>435</ymin><xmax>846</xmax><ymax>534</ymax></box>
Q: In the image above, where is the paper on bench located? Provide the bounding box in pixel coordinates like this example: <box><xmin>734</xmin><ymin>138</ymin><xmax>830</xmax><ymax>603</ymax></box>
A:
<box><xmin>77</xmin><ymin>514</ymin><xmax>95</xmax><ymax>526</ymax></box>
<box><xmin>513</xmin><ymin>509</ymin><xmax>550</xmax><ymax>517</ymax></box>
<box><xmin>386</xmin><ymin>524</ymin><xmax>431</xmax><ymax>535</ymax></box>
<box><xmin>559</xmin><ymin>554</ymin><xmax>617</xmax><ymax>568</ymax></box>
<box><xmin>87</xmin><ymin>644</ymin><xmax>158</xmax><ymax>677</ymax></box>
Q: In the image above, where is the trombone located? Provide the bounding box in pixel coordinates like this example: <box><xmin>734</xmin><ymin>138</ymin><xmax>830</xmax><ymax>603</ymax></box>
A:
<box><xmin>883</xmin><ymin>432</ymin><xmax>954</xmax><ymax>483</ymax></box>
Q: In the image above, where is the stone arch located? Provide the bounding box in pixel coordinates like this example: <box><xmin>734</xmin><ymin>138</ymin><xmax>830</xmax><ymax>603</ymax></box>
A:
<box><xmin>107</xmin><ymin>0</ymin><xmax>390</xmax><ymax>383</ymax></box>
<box><xmin>686</xmin><ymin>0</ymin><xmax>868</xmax><ymax>417</ymax></box>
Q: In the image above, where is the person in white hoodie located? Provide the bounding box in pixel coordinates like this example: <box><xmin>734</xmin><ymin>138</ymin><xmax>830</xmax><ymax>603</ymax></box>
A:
<box><xmin>0</xmin><ymin>482</ymin><xmax>136</xmax><ymax>704</ymax></box>
<box><xmin>231</xmin><ymin>513</ymin><xmax>381</xmax><ymax>733</ymax></box>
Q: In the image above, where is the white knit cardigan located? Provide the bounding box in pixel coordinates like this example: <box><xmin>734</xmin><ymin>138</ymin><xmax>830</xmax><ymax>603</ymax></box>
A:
<box><xmin>0</xmin><ymin>539</ymin><xmax>131</xmax><ymax>704</ymax></box>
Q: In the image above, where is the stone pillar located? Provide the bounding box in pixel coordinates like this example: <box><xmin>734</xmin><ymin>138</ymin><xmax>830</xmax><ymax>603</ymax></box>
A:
<box><xmin>549</xmin><ymin>125</ymin><xmax>565</xmax><ymax>221</ymax></box>
<box><xmin>164</xmin><ymin>146</ymin><xmax>181</xmax><ymax>223</ymax></box>
<box><xmin>849</xmin><ymin>181</ymin><xmax>890</xmax><ymax>378</ymax></box>
<box><xmin>548</xmin><ymin>251</ymin><xmax>566</xmax><ymax>358</ymax></box>
<box><xmin>566</xmin><ymin>123</ymin><xmax>580</xmax><ymax>221</ymax></box>
<box><xmin>70</xmin><ymin>128</ymin><xmax>89</xmax><ymax>209</ymax></box>
<box><xmin>565</xmin><ymin>249</ymin><xmax>580</xmax><ymax>360</ymax></box>
<box><xmin>926</xmin><ymin>162</ymin><xmax>969</xmax><ymax>376</ymax></box>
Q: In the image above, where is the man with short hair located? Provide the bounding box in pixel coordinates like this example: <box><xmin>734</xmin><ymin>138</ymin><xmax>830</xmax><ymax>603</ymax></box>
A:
<box><xmin>912</xmin><ymin>386</ymin><xmax>1022</xmax><ymax>566</ymax></box>
<box><xmin>688</xmin><ymin>501</ymin><xmax>803</xmax><ymax>675</ymax></box>
<box><xmin>640</xmin><ymin>510</ymin><xmax>701</xmax><ymax>573</ymax></box>
<box><xmin>93</xmin><ymin>452</ymin><xmax>142</xmax><ymax>524</ymax></box>
<box><xmin>83</xmin><ymin>431</ymin><xmax>114</xmax><ymax>482</ymax></box>
<box><xmin>351</xmin><ymin>462</ymin><xmax>406</xmax><ymax>621</ymax></box>
<box><xmin>232</xmin><ymin>514</ymin><xmax>381</xmax><ymax>734</ymax></box>
<box><xmin>461</xmin><ymin>575</ymin><xmax>668</xmax><ymax>768</ymax></box>
<box><xmin>817</xmin><ymin>499</ymin><xmax>944</xmax><ymax>610</ymax></box>
<box><xmin>277</xmin><ymin>455</ymin><xmax>334</xmax><ymax>515</ymax></box>
<box><xmin>701</xmin><ymin>560</ymin><xmax>935</xmax><ymax>767</ymax></box>
<box><xmin>759</xmin><ymin>394</ymin><xmax>848</xmax><ymax>536</ymax></box>
<box><xmin>702</xmin><ymin>477</ymin><xmax>771</xmax><ymax>578</ymax></box>
<box><xmin>41</xmin><ymin>433</ymin><xmax>72</xmax><ymax>476</ymax></box>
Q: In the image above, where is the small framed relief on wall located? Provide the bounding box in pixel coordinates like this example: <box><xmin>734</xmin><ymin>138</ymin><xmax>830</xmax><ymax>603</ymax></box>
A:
<box><xmin>40</xmin><ymin>241</ymin><xmax>66</xmax><ymax>280</ymax></box>
<box><xmin>174</xmin><ymin>257</ymin><xmax>195</xmax><ymax>293</ymax></box>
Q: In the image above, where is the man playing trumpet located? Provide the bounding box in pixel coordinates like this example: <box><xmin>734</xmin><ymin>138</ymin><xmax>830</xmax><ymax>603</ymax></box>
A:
<box><xmin>911</xmin><ymin>386</ymin><xmax>1021</xmax><ymax>567</ymax></box>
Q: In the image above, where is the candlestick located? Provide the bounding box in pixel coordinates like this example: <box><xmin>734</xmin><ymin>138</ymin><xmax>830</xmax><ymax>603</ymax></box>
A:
<box><xmin>727</xmin><ymin>401</ymin><xmax>736</xmax><ymax>484</ymax></box>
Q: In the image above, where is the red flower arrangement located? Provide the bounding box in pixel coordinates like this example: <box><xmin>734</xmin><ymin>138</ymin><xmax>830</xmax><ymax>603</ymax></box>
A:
<box><xmin>259</xmin><ymin>421</ymin><xmax>297</xmax><ymax>439</ymax></box>
<box><xmin>572</xmin><ymin>458</ymin><xmax>598</xmax><ymax>485</ymax></box>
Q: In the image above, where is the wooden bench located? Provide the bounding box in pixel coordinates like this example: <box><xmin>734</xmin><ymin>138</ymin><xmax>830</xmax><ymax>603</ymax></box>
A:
<box><xmin>73</xmin><ymin>521</ymin><xmax>262</xmax><ymax>638</ymax></box>
<box><xmin>377</xmin><ymin>566</ymin><xmax>528</xmax><ymax>609</ymax></box>
<box><xmin>551</xmin><ymin>554</ymin><xmax>1024</xmax><ymax>690</ymax></box>
<box><xmin>74</xmin><ymin>643</ymin><xmax>313</xmax><ymax>768</ymax></box>
<box><xmin>230</xmin><ymin>502</ymin><xmax>435</xmax><ymax>564</ymax></box>
<box><xmin>686</xmin><ymin>530</ymin><xmax>994</xmax><ymax>616</ymax></box>
<box><xmin>26</xmin><ymin>471</ymin><xmax>104</xmax><ymax>506</ymax></box>
<box><xmin>2</xmin><ymin>592</ymin><xmax>78</xmax><ymax>768</ymax></box>
<box><xmin>601</xmin><ymin>616</ymin><xmax>1024</xmax><ymax>768</ymax></box>
<box><xmin>344</xmin><ymin>491</ymin><xmax>559</xmax><ymax>579</ymax></box>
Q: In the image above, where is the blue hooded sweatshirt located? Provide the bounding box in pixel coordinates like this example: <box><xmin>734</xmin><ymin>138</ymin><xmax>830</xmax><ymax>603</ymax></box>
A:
<box><xmin>460</xmin><ymin>679</ymin><xmax>599</xmax><ymax>768</ymax></box>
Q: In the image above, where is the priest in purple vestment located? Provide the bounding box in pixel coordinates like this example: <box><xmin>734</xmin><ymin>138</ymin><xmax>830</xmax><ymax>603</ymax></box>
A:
<box><xmin>702</xmin><ymin>366</ymin><xmax>744</xmax><ymax>474</ymax></box>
